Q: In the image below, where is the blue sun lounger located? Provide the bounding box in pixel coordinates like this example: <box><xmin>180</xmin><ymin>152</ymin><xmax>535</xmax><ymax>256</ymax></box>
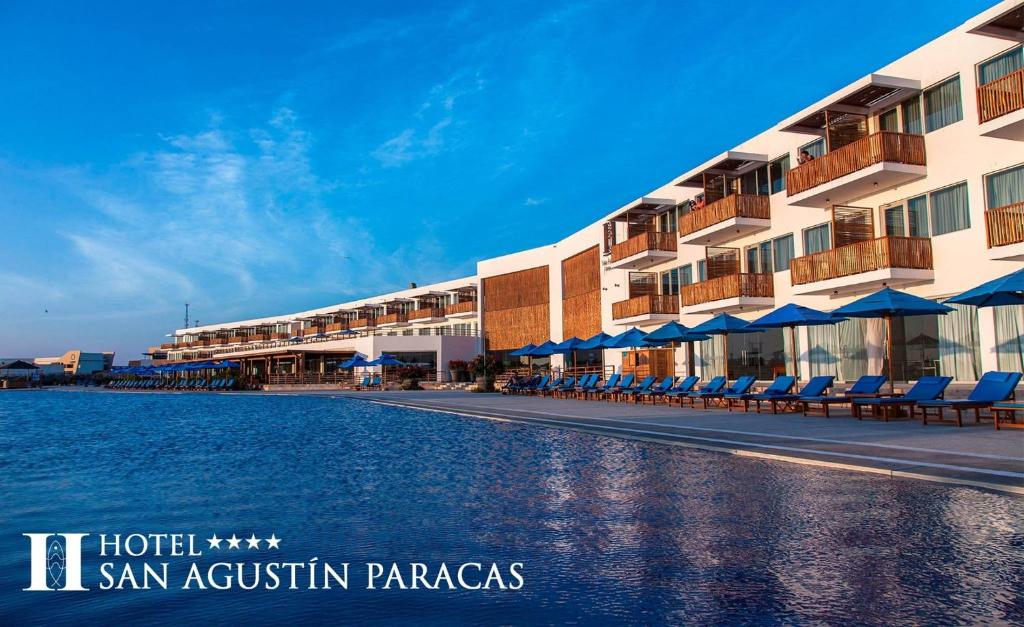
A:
<box><xmin>570</xmin><ymin>373</ymin><xmax>601</xmax><ymax>398</ymax></box>
<box><xmin>798</xmin><ymin>375</ymin><xmax>887</xmax><ymax>417</ymax></box>
<box><xmin>585</xmin><ymin>373</ymin><xmax>620</xmax><ymax>400</ymax></box>
<box><xmin>676</xmin><ymin>376</ymin><xmax>726</xmax><ymax>406</ymax></box>
<box><xmin>618</xmin><ymin>375</ymin><xmax>657</xmax><ymax>401</ymax></box>
<box><xmin>852</xmin><ymin>376</ymin><xmax>952</xmax><ymax>421</ymax></box>
<box><xmin>635</xmin><ymin>376</ymin><xmax>676</xmax><ymax>403</ymax></box>
<box><xmin>644</xmin><ymin>375</ymin><xmax>698</xmax><ymax>404</ymax></box>
<box><xmin>519</xmin><ymin>375</ymin><xmax>549</xmax><ymax>395</ymax></box>
<box><xmin>701</xmin><ymin>376</ymin><xmax>756</xmax><ymax>409</ymax></box>
<box><xmin>601</xmin><ymin>373</ymin><xmax>636</xmax><ymax>401</ymax></box>
<box><xmin>724</xmin><ymin>375</ymin><xmax>796</xmax><ymax>412</ymax></box>
<box><xmin>741</xmin><ymin>375</ymin><xmax>836</xmax><ymax>414</ymax></box>
<box><xmin>918</xmin><ymin>371</ymin><xmax>1022</xmax><ymax>427</ymax></box>
<box><xmin>535</xmin><ymin>376</ymin><xmax>564</xmax><ymax>395</ymax></box>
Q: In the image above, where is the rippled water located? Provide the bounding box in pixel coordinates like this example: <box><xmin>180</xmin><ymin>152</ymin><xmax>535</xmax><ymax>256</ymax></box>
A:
<box><xmin>1</xmin><ymin>390</ymin><xmax>1022</xmax><ymax>625</ymax></box>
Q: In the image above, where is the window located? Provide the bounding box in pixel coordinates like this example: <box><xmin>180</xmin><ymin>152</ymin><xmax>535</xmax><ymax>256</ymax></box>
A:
<box><xmin>746</xmin><ymin>247</ymin><xmax>758</xmax><ymax>274</ymax></box>
<box><xmin>658</xmin><ymin>210</ymin><xmax>677</xmax><ymax>233</ymax></box>
<box><xmin>884</xmin><ymin>206</ymin><xmax>905</xmax><ymax>236</ymax></box>
<box><xmin>929</xmin><ymin>182</ymin><xmax>970</xmax><ymax>235</ymax></box>
<box><xmin>985</xmin><ymin>163</ymin><xmax>1024</xmax><ymax>209</ymax></box>
<box><xmin>661</xmin><ymin>268</ymin><xmax>680</xmax><ymax>296</ymax></box>
<box><xmin>908</xmin><ymin>196</ymin><xmax>929</xmax><ymax>236</ymax></box>
<box><xmin>978</xmin><ymin>45</ymin><xmax>1023</xmax><ymax>85</ymax></box>
<box><xmin>740</xmin><ymin>164</ymin><xmax>770</xmax><ymax>196</ymax></box>
<box><xmin>902</xmin><ymin>96</ymin><xmax>923</xmax><ymax>134</ymax></box>
<box><xmin>758</xmin><ymin>241</ymin><xmax>772</xmax><ymax>274</ymax></box>
<box><xmin>879</xmin><ymin>107</ymin><xmax>899</xmax><ymax>132</ymax></box>
<box><xmin>772</xmin><ymin>234</ymin><xmax>794</xmax><ymax>272</ymax></box>
<box><xmin>680</xmin><ymin>264</ymin><xmax>693</xmax><ymax>286</ymax></box>
<box><xmin>803</xmin><ymin>223</ymin><xmax>831</xmax><ymax>254</ymax></box>
<box><xmin>697</xmin><ymin>260</ymin><xmax>707</xmax><ymax>282</ymax></box>
<box><xmin>769</xmin><ymin>154</ymin><xmax>790</xmax><ymax>194</ymax></box>
<box><xmin>924</xmin><ymin>75</ymin><xmax>963</xmax><ymax>132</ymax></box>
<box><xmin>799</xmin><ymin>138</ymin><xmax>825</xmax><ymax>159</ymax></box>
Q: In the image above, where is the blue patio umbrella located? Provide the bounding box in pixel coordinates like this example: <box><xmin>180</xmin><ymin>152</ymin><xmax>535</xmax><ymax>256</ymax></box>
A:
<box><xmin>508</xmin><ymin>343</ymin><xmax>536</xmax><ymax>357</ymax></box>
<box><xmin>369</xmin><ymin>354</ymin><xmax>406</xmax><ymax>367</ymax></box>
<box><xmin>577</xmin><ymin>332</ymin><xmax>613</xmax><ymax>350</ymax></box>
<box><xmin>689</xmin><ymin>313</ymin><xmax>760</xmax><ymax>380</ymax></box>
<box><xmin>553</xmin><ymin>336</ymin><xmax>586</xmax><ymax>372</ymax></box>
<box><xmin>289</xmin><ymin>335</ymin><xmax>304</xmax><ymax>342</ymax></box>
<box><xmin>643</xmin><ymin>321</ymin><xmax>710</xmax><ymax>345</ymax></box>
<box><xmin>340</xmin><ymin>356</ymin><xmax>372</xmax><ymax>369</ymax></box>
<box><xmin>527</xmin><ymin>340</ymin><xmax>560</xmax><ymax>356</ymax></box>
<box><xmin>601</xmin><ymin>328</ymin><xmax>649</xmax><ymax>349</ymax></box>
<box><xmin>833</xmin><ymin>287</ymin><xmax>954</xmax><ymax>393</ymax></box>
<box><xmin>748</xmin><ymin>304</ymin><xmax>847</xmax><ymax>390</ymax></box>
<box><xmin>945</xmin><ymin>267</ymin><xmax>1024</xmax><ymax>308</ymax></box>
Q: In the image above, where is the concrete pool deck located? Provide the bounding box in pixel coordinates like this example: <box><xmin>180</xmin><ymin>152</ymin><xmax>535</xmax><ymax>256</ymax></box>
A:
<box><xmin>326</xmin><ymin>390</ymin><xmax>1024</xmax><ymax>495</ymax></box>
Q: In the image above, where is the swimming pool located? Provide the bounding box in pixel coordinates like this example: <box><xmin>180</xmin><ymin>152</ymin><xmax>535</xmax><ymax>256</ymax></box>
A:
<box><xmin>1</xmin><ymin>390</ymin><xmax>1022</xmax><ymax>624</ymax></box>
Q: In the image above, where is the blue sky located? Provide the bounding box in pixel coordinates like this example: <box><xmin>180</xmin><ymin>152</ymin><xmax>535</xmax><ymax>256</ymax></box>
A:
<box><xmin>0</xmin><ymin>0</ymin><xmax>992</xmax><ymax>363</ymax></box>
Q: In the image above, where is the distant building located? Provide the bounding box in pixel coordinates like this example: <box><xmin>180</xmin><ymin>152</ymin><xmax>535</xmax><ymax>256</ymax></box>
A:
<box><xmin>35</xmin><ymin>351</ymin><xmax>115</xmax><ymax>375</ymax></box>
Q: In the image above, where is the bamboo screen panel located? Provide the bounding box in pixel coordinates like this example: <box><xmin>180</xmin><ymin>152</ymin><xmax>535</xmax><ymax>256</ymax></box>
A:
<box><xmin>561</xmin><ymin>246</ymin><xmax>602</xmax><ymax>340</ymax></box>
<box><xmin>705</xmin><ymin>247</ymin><xmax>740</xmax><ymax>279</ymax></box>
<box><xmin>826</xmin><ymin>111</ymin><xmax>868</xmax><ymax>150</ymax></box>
<box><xmin>628</xmin><ymin>272</ymin><xmax>658</xmax><ymax>298</ymax></box>
<box><xmin>482</xmin><ymin>265</ymin><xmax>550</xmax><ymax>350</ymax></box>
<box><xmin>832</xmin><ymin>205</ymin><xmax>874</xmax><ymax>248</ymax></box>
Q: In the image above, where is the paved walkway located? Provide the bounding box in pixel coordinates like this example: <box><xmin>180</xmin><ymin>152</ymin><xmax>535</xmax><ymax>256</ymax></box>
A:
<box><xmin>328</xmin><ymin>390</ymin><xmax>1024</xmax><ymax>494</ymax></box>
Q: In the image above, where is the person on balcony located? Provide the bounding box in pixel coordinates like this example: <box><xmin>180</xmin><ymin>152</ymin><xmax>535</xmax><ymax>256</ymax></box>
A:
<box><xmin>798</xmin><ymin>150</ymin><xmax>815</xmax><ymax>164</ymax></box>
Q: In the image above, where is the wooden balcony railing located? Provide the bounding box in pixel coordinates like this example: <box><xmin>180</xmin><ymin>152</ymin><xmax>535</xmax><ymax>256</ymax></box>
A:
<box><xmin>210</xmin><ymin>338</ymin><xmax>227</xmax><ymax>346</ymax></box>
<box><xmin>985</xmin><ymin>202</ymin><xmax>1024</xmax><ymax>248</ymax></box>
<box><xmin>325</xmin><ymin>322</ymin><xmax>348</xmax><ymax>333</ymax></box>
<box><xmin>445</xmin><ymin>300</ymin><xmax>477</xmax><ymax>316</ymax></box>
<box><xmin>612</xmin><ymin>294</ymin><xmax>679</xmax><ymax>320</ymax></box>
<box><xmin>350</xmin><ymin>317</ymin><xmax>375</xmax><ymax>328</ymax></box>
<box><xmin>410</xmin><ymin>307</ymin><xmax>445</xmax><ymax>320</ymax></box>
<box><xmin>790</xmin><ymin>236</ymin><xmax>933</xmax><ymax>285</ymax></box>
<box><xmin>301</xmin><ymin>326</ymin><xmax>320</xmax><ymax>336</ymax></box>
<box><xmin>194</xmin><ymin>340</ymin><xmax>210</xmax><ymax>347</ymax></box>
<box><xmin>271</xmin><ymin>332</ymin><xmax>289</xmax><ymax>340</ymax></box>
<box><xmin>680</xmin><ymin>273</ymin><xmax>774</xmax><ymax>306</ymax></box>
<box><xmin>786</xmin><ymin>132</ymin><xmax>926</xmax><ymax>196</ymax></box>
<box><xmin>160</xmin><ymin>343</ymin><xmax>175</xmax><ymax>349</ymax></box>
<box><xmin>377</xmin><ymin>313</ymin><xmax>408</xmax><ymax>325</ymax></box>
<box><xmin>249</xmin><ymin>334</ymin><xmax>268</xmax><ymax>342</ymax></box>
<box><xmin>678</xmin><ymin>194</ymin><xmax>770</xmax><ymax>237</ymax></box>
<box><xmin>978</xmin><ymin>68</ymin><xmax>1024</xmax><ymax>124</ymax></box>
<box><xmin>610</xmin><ymin>231</ymin><xmax>677</xmax><ymax>262</ymax></box>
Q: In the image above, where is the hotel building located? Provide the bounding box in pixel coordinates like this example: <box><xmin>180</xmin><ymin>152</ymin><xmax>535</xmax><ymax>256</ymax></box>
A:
<box><xmin>158</xmin><ymin>0</ymin><xmax>1024</xmax><ymax>386</ymax></box>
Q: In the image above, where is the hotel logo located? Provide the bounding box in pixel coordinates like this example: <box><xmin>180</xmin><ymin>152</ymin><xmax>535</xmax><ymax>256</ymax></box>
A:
<box><xmin>23</xmin><ymin>533</ymin><xmax>89</xmax><ymax>591</ymax></box>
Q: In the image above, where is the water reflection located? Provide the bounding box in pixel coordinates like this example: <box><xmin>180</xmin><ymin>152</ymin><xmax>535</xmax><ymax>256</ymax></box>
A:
<box><xmin>0</xmin><ymin>391</ymin><xmax>1022</xmax><ymax>624</ymax></box>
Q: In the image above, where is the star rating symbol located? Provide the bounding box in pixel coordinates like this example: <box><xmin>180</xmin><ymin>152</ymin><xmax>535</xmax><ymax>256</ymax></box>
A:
<box><xmin>206</xmin><ymin>532</ymin><xmax>280</xmax><ymax>550</ymax></box>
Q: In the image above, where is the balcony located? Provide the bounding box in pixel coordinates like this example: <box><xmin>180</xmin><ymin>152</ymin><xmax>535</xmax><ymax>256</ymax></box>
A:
<box><xmin>409</xmin><ymin>307</ymin><xmax>446</xmax><ymax>323</ymax></box>
<box><xmin>786</xmin><ymin>132</ymin><xmax>927</xmax><ymax>207</ymax></box>
<box><xmin>302</xmin><ymin>326</ymin><xmax>321</xmax><ymax>336</ymax></box>
<box><xmin>790</xmin><ymin>236</ymin><xmax>934</xmax><ymax>295</ymax></box>
<box><xmin>985</xmin><ymin>202</ymin><xmax>1024</xmax><ymax>260</ymax></box>
<box><xmin>376</xmin><ymin>313</ymin><xmax>410</xmax><ymax>327</ymax></box>
<box><xmin>680</xmin><ymin>273</ymin><xmax>774</xmax><ymax>315</ymax></box>
<box><xmin>678</xmin><ymin>194</ymin><xmax>771</xmax><ymax>246</ymax></box>
<box><xmin>249</xmin><ymin>334</ymin><xmax>268</xmax><ymax>343</ymax></box>
<box><xmin>160</xmin><ymin>343</ymin><xmax>175</xmax><ymax>350</ymax></box>
<box><xmin>444</xmin><ymin>300</ymin><xmax>478</xmax><ymax>318</ymax></box>
<box><xmin>271</xmin><ymin>332</ymin><xmax>289</xmax><ymax>340</ymax></box>
<box><xmin>977</xmin><ymin>68</ymin><xmax>1024</xmax><ymax>140</ymax></box>
<box><xmin>349</xmin><ymin>317</ymin><xmax>376</xmax><ymax>330</ymax></box>
<box><xmin>210</xmin><ymin>338</ymin><xmax>227</xmax><ymax>346</ymax></box>
<box><xmin>325</xmin><ymin>322</ymin><xmax>349</xmax><ymax>334</ymax></box>
<box><xmin>611</xmin><ymin>294</ymin><xmax>679</xmax><ymax>326</ymax></box>
<box><xmin>607</xmin><ymin>231</ymin><xmax>677</xmax><ymax>270</ymax></box>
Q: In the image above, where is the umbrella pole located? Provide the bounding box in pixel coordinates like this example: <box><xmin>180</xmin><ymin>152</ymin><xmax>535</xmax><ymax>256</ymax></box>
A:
<box><xmin>790</xmin><ymin>325</ymin><xmax>799</xmax><ymax>392</ymax></box>
<box><xmin>886</xmin><ymin>315</ymin><xmax>894</xmax><ymax>395</ymax></box>
<box><xmin>723</xmin><ymin>333</ymin><xmax>729</xmax><ymax>381</ymax></box>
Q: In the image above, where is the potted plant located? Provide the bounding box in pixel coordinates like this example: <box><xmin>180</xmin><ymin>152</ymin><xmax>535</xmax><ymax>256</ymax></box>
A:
<box><xmin>469</xmin><ymin>354</ymin><xmax>505</xmax><ymax>392</ymax></box>
<box><xmin>448</xmin><ymin>359</ymin><xmax>470</xmax><ymax>383</ymax></box>
<box><xmin>396</xmin><ymin>365</ymin><xmax>427</xmax><ymax>390</ymax></box>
